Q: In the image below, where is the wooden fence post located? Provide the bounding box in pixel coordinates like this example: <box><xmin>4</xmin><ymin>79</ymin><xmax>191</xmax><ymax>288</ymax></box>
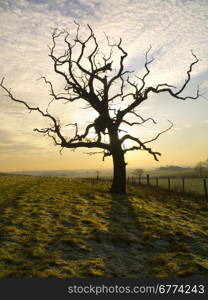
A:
<box><xmin>203</xmin><ymin>179</ymin><xmax>208</xmax><ymax>198</ymax></box>
<box><xmin>168</xmin><ymin>177</ymin><xmax>171</xmax><ymax>191</ymax></box>
<box><xmin>182</xmin><ymin>177</ymin><xmax>185</xmax><ymax>193</ymax></box>
<box><xmin>147</xmin><ymin>174</ymin><xmax>150</xmax><ymax>185</ymax></box>
<box><xmin>131</xmin><ymin>177</ymin><xmax>134</xmax><ymax>184</ymax></box>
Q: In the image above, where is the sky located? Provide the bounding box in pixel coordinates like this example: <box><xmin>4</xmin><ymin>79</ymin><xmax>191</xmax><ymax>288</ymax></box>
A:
<box><xmin>0</xmin><ymin>0</ymin><xmax>208</xmax><ymax>172</ymax></box>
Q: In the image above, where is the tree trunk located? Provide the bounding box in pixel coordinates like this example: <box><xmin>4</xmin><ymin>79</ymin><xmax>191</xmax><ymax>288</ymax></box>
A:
<box><xmin>109</xmin><ymin>144</ymin><xmax>126</xmax><ymax>194</ymax></box>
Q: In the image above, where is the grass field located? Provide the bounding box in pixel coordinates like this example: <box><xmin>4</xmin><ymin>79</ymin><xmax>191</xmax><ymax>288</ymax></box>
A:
<box><xmin>0</xmin><ymin>175</ymin><xmax>208</xmax><ymax>278</ymax></box>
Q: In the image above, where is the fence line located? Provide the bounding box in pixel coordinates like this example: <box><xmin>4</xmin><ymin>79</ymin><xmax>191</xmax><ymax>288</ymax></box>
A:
<box><xmin>203</xmin><ymin>179</ymin><xmax>208</xmax><ymax>198</ymax></box>
<box><xmin>81</xmin><ymin>175</ymin><xmax>208</xmax><ymax>198</ymax></box>
<box><xmin>127</xmin><ymin>175</ymin><xmax>208</xmax><ymax>198</ymax></box>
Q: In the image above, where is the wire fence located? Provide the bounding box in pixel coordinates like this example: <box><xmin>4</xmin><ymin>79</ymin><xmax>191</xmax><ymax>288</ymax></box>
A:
<box><xmin>129</xmin><ymin>175</ymin><xmax>208</xmax><ymax>197</ymax></box>
<box><xmin>81</xmin><ymin>175</ymin><xmax>208</xmax><ymax>198</ymax></box>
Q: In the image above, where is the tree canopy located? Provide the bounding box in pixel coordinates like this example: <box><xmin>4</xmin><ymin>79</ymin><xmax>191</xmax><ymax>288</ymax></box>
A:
<box><xmin>0</xmin><ymin>23</ymin><xmax>202</xmax><ymax>193</ymax></box>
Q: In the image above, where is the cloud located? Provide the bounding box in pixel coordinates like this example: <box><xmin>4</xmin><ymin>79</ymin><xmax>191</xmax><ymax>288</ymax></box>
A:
<box><xmin>0</xmin><ymin>129</ymin><xmax>15</xmax><ymax>145</ymax></box>
<box><xmin>184</xmin><ymin>124</ymin><xmax>192</xmax><ymax>128</ymax></box>
<box><xmin>1</xmin><ymin>0</ymin><xmax>207</xmax><ymax>93</ymax></box>
<box><xmin>0</xmin><ymin>128</ymin><xmax>48</xmax><ymax>155</ymax></box>
<box><xmin>166</xmin><ymin>127</ymin><xmax>181</xmax><ymax>135</ymax></box>
<box><xmin>0</xmin><ymin>0</ymin><xmax>207</xmax><ymax>166</ymax></box>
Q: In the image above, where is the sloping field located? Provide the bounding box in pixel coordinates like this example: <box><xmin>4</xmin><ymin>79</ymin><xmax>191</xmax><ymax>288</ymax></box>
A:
<box><xmin>0</xmin><ymin>175</ymin><xmax>208</xmax><ymax>278</ymax></box>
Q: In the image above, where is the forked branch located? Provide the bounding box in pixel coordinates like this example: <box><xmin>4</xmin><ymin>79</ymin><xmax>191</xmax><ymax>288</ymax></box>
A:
<box><xmin>121</xmin><ymin>120</ymin><xmax>173</xmax><ymax>161</ymax></box>
<box><xmin>0</xmin><ymin>77</ymin><xmax>110</xmax><ymax>152</ymax></box>
<box><xmin>0</xmin><ymin>23</ymin><xmax>202</xmax><ymax>168</ymax></box>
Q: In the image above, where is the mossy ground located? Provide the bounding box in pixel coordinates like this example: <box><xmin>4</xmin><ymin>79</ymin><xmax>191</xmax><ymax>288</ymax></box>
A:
<box><xmin>0</xmin><ymin>175</ymin><xmax>208</xmax><ymax>278</ymax></box>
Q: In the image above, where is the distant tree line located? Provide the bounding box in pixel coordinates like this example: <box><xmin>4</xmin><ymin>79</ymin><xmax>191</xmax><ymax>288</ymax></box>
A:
<box><xmin>157</xmin><ymin>165</ymin><xmax>185</xmax><ymax>171</ymax></box>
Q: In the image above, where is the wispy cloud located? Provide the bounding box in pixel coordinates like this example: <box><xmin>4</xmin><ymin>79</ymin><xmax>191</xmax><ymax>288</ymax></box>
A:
<box><xmin>0</xmin><ymin>0</ymin><xmax>207</xmax><ymax>168</ymax></box>
<box><xmin>0</xmin><ymin>128</ymin><xmax>47</xmax><ymax>155</ymax></box>
<box><xmin>1</xmin><ymin>0</ymin><xmax>207</xmax><ymax>77</ymax></box>
<box><xmin>184</xmin><ymin>124</ymin><xmax>192</xmax><ymax>128</ymax></box>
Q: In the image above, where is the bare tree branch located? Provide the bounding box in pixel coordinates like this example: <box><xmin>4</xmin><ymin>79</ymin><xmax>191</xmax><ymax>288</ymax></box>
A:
<box><xmin>121</xmin><ymin>120</ymin><xmax>173</xmax><ymax>160</ymax></box>
<box><xmin>175</xmin><ymin>51</ymin><xmax>199</xmax><ymax>96</ymax></box>
<box><xmin>135</xmin><ymin>45</ymin><xmax>154</xmax><ymax>93</ymax></box>
<box><xmin>0</xmin><ymin>77</ymin><xmax>110</xmax><ymax>152</ymax></box>
<box><xmin>143</xmin><ymin>120</ymin><xmax>173</xmax><ymax>144</ymax></box>
<box><xmin>0</xmin><ymin>23</ymin><xmax>203</xmax><ymax>194</ymax></box>
<box><xmin>121</xmin><ymin>111</ymin><xmax>157</xmax><ymax>127</ymax></box>
<box><xmin>122</xmin><ymin>137</ymin><xmax>161</xmax><ymax>161</ymax></box>
<box><xmin>38</xmin><ymin>76</ymin><xmax>81</xmax><ymax>102</ymax></box>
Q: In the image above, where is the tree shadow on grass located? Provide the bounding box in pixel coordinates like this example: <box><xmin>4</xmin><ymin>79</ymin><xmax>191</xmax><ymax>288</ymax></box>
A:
<box><xmin>0</xmin><ymin>187</ymin><xmax>159</xmax><ymax>277</ymax></box>
<box><xmin>41</xmin><ymin>191</ymin><xmax>150</xmax><ymax>277</ymax></box>
<box><xmin>62</xmin><ymin>187</ymin><xmax>208</xmax><ymax>278</ymax></box>
<box><xmin>1</xmin><ymin>178</ymin><xmax>208</xmax><ymax>278</ymax></box>
<box><xmin>98</xmin><ymin>193</ymin><xmax>148</xmax><ymax>277</ymax></box>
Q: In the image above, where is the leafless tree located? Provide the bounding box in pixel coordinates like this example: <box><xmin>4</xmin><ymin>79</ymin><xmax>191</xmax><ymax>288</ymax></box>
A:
<box><xmin>132</xmin><ymin>168</ymin><xmax>144</xmax><ymax>177</ymax></box>
<box><xmin>0</xmin><ymin>23</ymin><xmax>202</xmax><ymax>193</ymax></box>
<box><xmin>195</xmin><ymin>157</ymin><xmax>208</xmax><ymax>177</ymax></box>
